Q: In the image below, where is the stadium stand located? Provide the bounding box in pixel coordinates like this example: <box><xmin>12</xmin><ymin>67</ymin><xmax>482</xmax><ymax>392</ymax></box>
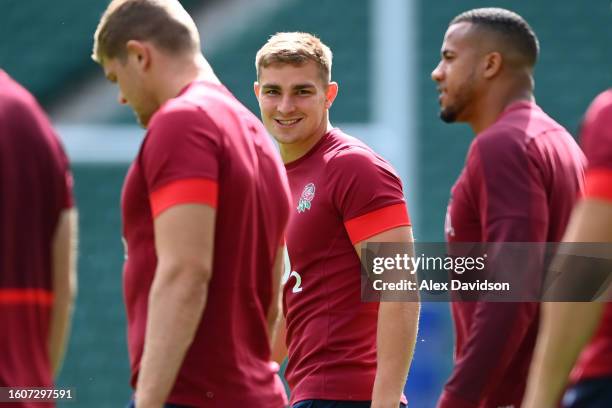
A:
<box><xmin>0</xmin><ymin>0</ymin><xmax>205</xmax><ymax>108</ymax></box>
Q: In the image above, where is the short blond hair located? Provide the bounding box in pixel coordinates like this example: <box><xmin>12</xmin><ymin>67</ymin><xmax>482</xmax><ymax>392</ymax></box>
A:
<box><xmin>92</xmin><ymin>0</ymin><xmax>200</xmax><ymax>64</ymax></box>
<box><xmin>255</xmin><ymin>32</ymin><xmax>333</xmax><ymax>83</ymax></box>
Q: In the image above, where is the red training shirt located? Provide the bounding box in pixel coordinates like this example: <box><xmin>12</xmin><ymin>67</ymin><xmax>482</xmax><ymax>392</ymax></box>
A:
<box><xmin>0</xmin><ymin>70</ymin><xmax>74</xmax><ymax>408</ymax></box>
<box><xmin>571</xmin><ymin>89</ymin><xmax>612</xmax><ymax>383</ymax></box>
<box><xmin>439</xmin><ymin>101</ymin><xmax>585</xmax><ymax>408</ymax></box>
<box><xmin>122</xmin><ymin>80</ymin><xmax>290</xmax><ymax>407</ymax></box>
<box><xmin>283</xmin><ymin>128</ymin><xmax>411</xmax><ymax>405</ymax></box>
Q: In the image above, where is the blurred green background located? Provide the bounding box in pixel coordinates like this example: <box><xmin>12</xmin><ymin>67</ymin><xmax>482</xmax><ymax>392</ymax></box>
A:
<box><xmin>1</xmin><ymin>0</ymin><xmax>611</xmax><ymax>406</ymax></box>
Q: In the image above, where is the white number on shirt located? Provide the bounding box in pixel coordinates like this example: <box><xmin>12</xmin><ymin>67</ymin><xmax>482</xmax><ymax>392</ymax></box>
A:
<box><xmin>282</xmin><ymin>249</ymin><xmax>303</xmax><ymax>293</ymax></box>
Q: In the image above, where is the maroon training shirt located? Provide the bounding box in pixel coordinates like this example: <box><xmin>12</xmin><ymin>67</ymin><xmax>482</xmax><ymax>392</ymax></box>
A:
<box><xmin>0</xmin><ymin>70</ymin><xmax>74</xmax><ymax>408</ymax></box>
<box><xmin>283</xmin><ymin>129</ymin><xmax>410</xmax><ymax>405</ymax></box>
<box><xmin>571</xmin><ymin>89</ymin><xmax>612</xmax><ymax>383</ymax></box>
<box><xmin>122</xmin><ymin>80</ymin><xmax>290</xmax><ymax>407</ymax></box>
<box><xmin>439</xmin><ymin>101</ymin><xmax>585</xmax><ymax>408</ymax></box>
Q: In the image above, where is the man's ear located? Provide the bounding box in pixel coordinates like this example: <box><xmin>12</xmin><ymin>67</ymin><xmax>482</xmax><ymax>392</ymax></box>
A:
<box><xmin>325</xmin><ymin>81</ymin><xmax>339</xmax><ymax>109</ymax></box>
<box><xmin>126</xmin><ymin>40</ymin><xmax>151</xmax><ymax>71</ymax></box>
<box><xmin>253</xmin><ymin>82</ymin><xmax>261</xmax><ymax>101</ymax></box>
<box><xmin>483</xmin><ymin>52</ymin><xmax>502</xmax><ymax>79</ymax></box>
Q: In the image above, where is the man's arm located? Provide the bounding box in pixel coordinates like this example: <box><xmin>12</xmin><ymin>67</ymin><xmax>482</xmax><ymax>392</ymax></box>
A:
<box><xmin>437</xmin><ymin>217</ymin><xmax>542</xmax><ymax>408</ymax></box>
<box><xmin>355</xmin><ymin>225</ymin><xmax>420</xmax><ymax>408</ymax></box>
<box><xmin>522</xmin><ymin>199</ymin><xmax>612</xmax><ymax>408</ymax></box>
<box><xmin>49</xmin><ymin>208</ymin><xmax>78</xmax><ymax>377</ymax></box>
<box><xmin>437</xmin><ymin>133</ymin><xmax>552</xmax><ymax>408</ymax></box>
<box><xmin>271</xmin><ymin>315</ymin><xmax>288</xmax><ymax>364</ymax></box>
<box><xmin>438</xmin><ymin>301</ymin><xmax>538</xmax><ymax>408</ymax></box>
<box><xmin>135</xmin><ymin>204</ymin><xmax>215</xmax><ymax>408</ymax></box>
<box><xmin>268</xmin><ymin>245</ymin><xmax>285</xmax><ymax>350</ymax></box>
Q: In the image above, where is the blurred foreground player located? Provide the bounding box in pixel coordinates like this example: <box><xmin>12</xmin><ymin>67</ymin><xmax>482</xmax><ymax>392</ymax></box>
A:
<box><xmin>254</xmin><ymin>32</ymin><xmax>420</xmax><ymax>408</ymax></box>
<box><xmin>0</xmin><ymin>70</ymin><xmax>77</xmax><ymax>407</ymax></box>
<box><xmin>431</xmin><ymin>8</ymin><xmax>585</xmax><ymax>408</ymax></box>
<box><xmin>523</xmin><ymin>90</ymin><xmax>612</xmax><ymax>408</ymax></box>
<box><xmin>92</xmin><ymin>1</ymin><xmax>291</xmax><ymax>407</ymax></box>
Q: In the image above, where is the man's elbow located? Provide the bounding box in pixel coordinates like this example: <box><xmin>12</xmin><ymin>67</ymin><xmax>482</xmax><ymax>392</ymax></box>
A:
<box><xmin>401</xmin><ymin>301</ymin><xmax>421</xmax><ymax>321</ymax></box>
<box><xmin>380</xmin><ymin>301</ymin><xmax>421</xmax><ymax>324</ymax></box>
<box><xmin>381</xmin><ymin>298</ymin><xmax>420</xmax><ymax>310</ymax></box>
<box><xmin>155</xmin><ymin>259</ymin><xmax>213</xmax><ymax>293</ymax></box>
<box><xmin>267</xmin><ymin>301</ymin><xmax>281</xmax><ymax>326</ymax></box>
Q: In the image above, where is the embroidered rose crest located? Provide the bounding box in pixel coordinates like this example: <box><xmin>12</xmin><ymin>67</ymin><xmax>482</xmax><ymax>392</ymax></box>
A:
<box><xmin>297</xmin><ymin>183</ymin><xmax>316</xmax><ymax>213</ymax></box>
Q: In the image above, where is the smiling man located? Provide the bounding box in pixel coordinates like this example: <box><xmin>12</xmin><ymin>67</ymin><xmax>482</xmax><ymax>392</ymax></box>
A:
<box><xmin>254</xmin><ymin>32</ymin><xmax>420</xmax><ymax>408</ymax></box>
<box><xmin>92</xmin><ymin>1</ymin><xmax>291</xmax><ymax>407</ymax></box>
<box><xmin>431</xmin><ymin>8</ymin><xmax>585</xmax><ymax>408</ymax></box>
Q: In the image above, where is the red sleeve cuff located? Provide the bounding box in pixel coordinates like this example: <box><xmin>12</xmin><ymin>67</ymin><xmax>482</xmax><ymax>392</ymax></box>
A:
<box><xmin>585</xmin><ymin>168</ymin><xmax>612</xmax><ymax>202</ymax></box>
<box><xmin>0</xmin><ymin>289</ymin><xmax>54</xmax><ymax>306</ymax></box>
<box><xmin>150</xmin><ymin>178</ymin><xmax>218</xmax><ymax>218</ymax></box>
<box><xmin>344</xmin><ymin>203</ymin><xmax>410</xmax><ymax>245</ymax></box>
<box><xmin>437</xmin><ymin>389</ymin><xmax>479</xmax><ymax>408</ymax></box>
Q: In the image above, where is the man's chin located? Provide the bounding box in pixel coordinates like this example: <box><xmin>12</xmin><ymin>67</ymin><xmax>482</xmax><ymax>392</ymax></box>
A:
<box><xmin>269</xmin><ymin>130</ymin><xmax>299</xmax><ymax>145</ymax></box>
<box><xmin>439</xmin><ymin>108</ymin><xmax>457</xmax><ymax>123</ymax></box>
<box><xmin>136</xmin><ymin>113</ymin><xmax>152</xmax><ymax>129</ymax></box>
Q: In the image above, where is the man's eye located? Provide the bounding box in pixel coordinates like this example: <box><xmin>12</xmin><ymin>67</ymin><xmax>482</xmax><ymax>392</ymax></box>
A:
<box><xmin>265</xmin><ymin>89</ymin><xmax>279</xmax><ymax>95</ymax></box>
<box><xmin>297</xmin><ymin>89</ymin><xmax>312</xmax><ymax>95</ymax></box>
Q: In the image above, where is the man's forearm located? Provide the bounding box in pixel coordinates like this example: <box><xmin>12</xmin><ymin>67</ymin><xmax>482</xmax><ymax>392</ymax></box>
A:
<box><xmin>49</xmin><ymin>296</ymin><xmax>75</xmax><ymax>376</ymax></box>
<box><xmin>267</xmin><ymin>246</ymin><xmax>284</xmax><ymax>350</ymax></box>
<box><xmin>438</xmin><ymin>302</ymin><xmax>537</xmax><ymax>408</ymax></box>
<box><xmin>271</xmin><ymin>315</ymin><xmax>288</xmax><ymax>364</ymax></box>
<box><xmin>267</xmin><ymin>304</ymin><xmax>281</xmax><ymax>349</ymax></box>
<box><xmin>49</xmin><ymin>209</ymin><xmax>77</xmax><ymax>377</ymax></box>
<box><xmin>372</xmin><ymin>301</ymin><xmax>420</xmax><ymax>407</ymax></box>
<box><xmin>136</xmin><ymin>264</ymin><xmax>210</xmax><ymax>408</ymax></box>
<box><xmin>522</xmin><ymin>302</ymin><xmax>604</xmax><ymax>408</ymax></box>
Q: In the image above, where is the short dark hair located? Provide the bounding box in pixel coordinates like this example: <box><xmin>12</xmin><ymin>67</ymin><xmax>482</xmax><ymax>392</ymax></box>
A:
<box><xmin>450</xmin><ymin>7</ymin><xmax>539</xmax><ymax>67</ymax></box>
<box><xmin>92</xmin><ymin>0</ymin><xmax>200</xmax><ymax>64</ymax></box>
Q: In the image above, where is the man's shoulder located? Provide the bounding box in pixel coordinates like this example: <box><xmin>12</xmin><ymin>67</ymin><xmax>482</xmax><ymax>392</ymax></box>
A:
<box><xmin>325</xmin><ymin>129</ymin><xmax>384</xmax><ymax>166</ymax></box>
<box><xmin>584</xmin><ymin>89</ymin><xmax>612</xmax><ymax>133</ymax></box>
<box><xmin>0</xmin><ymin>74</ymin><xmax>59</xmax><ymax>157</ymax></box>
<box><xmin>321</xmin><ymin>130</ymin><xmax>400</xmax><ymax>189</ymax></box>
<box><xmin>0</xmin><ymin>73</ymin><xmax>41</xmax><ymax>122</ymax></box>
<box><xmin>149</xmin><ymin>95</ymin><xmax>218</xmax><ymax>134</ymax></box>
<box><xmin>469</xmin><ymin>124</ymin><xmax>531</xmax><ymax>171</ymax></box>
<box><xmin>587</xmin><ymin>89</ymin><xmax>612</xmax><ymax>116</ymax></box>
<box><xmin>477</xmin><ymin>103</ymin><xmax>566</xmax><ymax>154</ymax></box>
<box><xmin>581</xmin><ymin>90</ymin><xmax>612</xmax><ymax>164</ymax></box>
<box><xmin>150</xmin><ymin>82</ymin><xmax>248</xmax><ymax>133</ymax></box>
<box><xmin>477</xmin><ymin>123</ymin><xmax>524</xmax><ymax>145</ymax></box>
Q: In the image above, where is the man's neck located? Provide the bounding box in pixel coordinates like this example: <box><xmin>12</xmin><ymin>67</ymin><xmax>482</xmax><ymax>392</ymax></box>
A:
<box><xmin>154</xmin><ymin>54</ymin><xmax>219</xmax><ymax>106</ymax></box>
<box><xmin>469</xmin><ymin>87</ymin><xmax>533</xmax><ymax>135</ymax></box>
<box><xmin>280</xmin><ymin>122</ymin><xmax>333</xmax><ymax>164</ymax></box>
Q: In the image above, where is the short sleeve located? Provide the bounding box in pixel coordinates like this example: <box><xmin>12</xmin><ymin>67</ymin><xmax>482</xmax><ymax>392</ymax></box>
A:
<box><xmin>141</xmin><ymin>105</ymin><xmax>221</xmax><ymax>215</ymax></box>
<box><xmin>581</xmin><ymin>91</ymin><xmax>612</xmax><ymax>201</ymax></box>
<box><xmin>327</xmin><ymin>146</ymin><xmax>410</xmax><ymax>244</ymax></box>
<box><xmin>143</xmin><ymin>105</ymin><xmax>220</xmax><ymax>191</ymax></box>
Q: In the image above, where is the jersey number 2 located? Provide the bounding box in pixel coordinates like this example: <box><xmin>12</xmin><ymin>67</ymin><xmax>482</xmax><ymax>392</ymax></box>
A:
<box><xmin>282</xmin><ymin>251</ymin><xmax>303</xmax><ymax>293</ymax></box>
